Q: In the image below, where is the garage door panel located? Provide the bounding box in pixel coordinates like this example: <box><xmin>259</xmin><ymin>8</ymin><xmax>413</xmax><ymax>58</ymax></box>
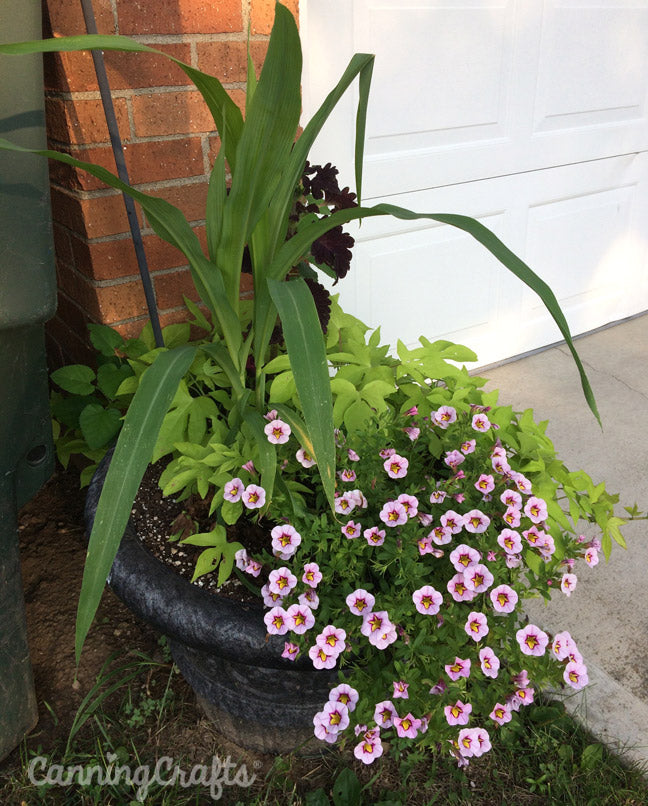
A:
<box><xmin>534</xmin><ymin>1</ymin><xmax>648</xmax><ymax>133</ymax></box>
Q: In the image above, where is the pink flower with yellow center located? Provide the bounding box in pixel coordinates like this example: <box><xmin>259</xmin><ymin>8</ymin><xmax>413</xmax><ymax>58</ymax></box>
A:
<box><xmin>463</xmin><ymin>509</ymin><xmax>491</xmax><ymax>534</ymax></box>
<box><xmin>524</xmin><ymin>496</ymin><xmax>548</xmax><ymax>524</ymax></box>
<box><xmin>475</xmin><ymin>474</ymin><xmax>495</xmax><ymax>494</ymax></box>
<box><xmin>296</xmin><ymin>447</ymin><xmax>316</xmax><ymax>468</ymax></box>
<box><xmin>522</xmin><ymin>525</ymin><xmax>544</xmax><ymax>545</ymax></box>
<box><xmin>316</xmin><ymin>625</ymin><xmax>347</xmax><ymax>656</ymax></box>
<box><xmin>270</xmin><ymin>524</ymin><xmax>302</xmax><ymax>559</ymax></box>
<box><xmin>321</xmin><ymin>700</ymin><xmax>350</xmax><ymax>732</ymax></box>
<box><xmin>434</xmin><ymin>405</ymin><xmax>457</xmax><ymax>428</ymax></box>
<box><xmin>264</xmin><ymin>606</ymin><xmax>288</xmax><ymax>635</ymax></box>
<box><xmin>479</xmin><ymin>647</ymin><xmax>500</xmax><ymax>679</ymax></box>
<box><xmin>330</xmin><ymin>684</ymin><xmax>359</xmax><ymax>712</ymax></box>
<box><xmin>514</xmin><ymin>687</ymin><xmax>534</xmax><ymax>706</ymax></box>
<box><xmin>373</xmin><ymin>700</ymin><xmax>397</xmax><ymax>728</ymax></box>
<box><xmin>308</xmin><ymin>644</ymin><xmax>337</xmax><ymax>670</ymax></box>
<box><xmin>471</xmin><ymin>413</ymin><xmax>490</xmax><ymax>431</ymax></box>
<box><xmin>224</xmin><ymin>477</ymin><xmax>244</xmax><ymax>502</ymax></box>
<box><xmin>516</xmin><ymin>624</ymin><xmax>549</xmax><ymax>656</ymax></box>
<box><xmin>342</xmin><ymin>520</ymin><xmax>362</xmax><ymax>539</ymax></box>
<box><xmin>458</xmin><ymin>727</ymin><xmax>491</xmax><ymax>757</ymax></box>
<box><xmin>430</xmin><ymin>525</ymin><xmax>452</xmax><ymax>545</ymax></box>
<box><xmin>417</xmin><ymin>536</ymin><xmax>434</xmax><ymax>555</ymax></box>
<box><xmin>450</xmin><ymin>544</ymin><xmax>481</xmax><ymax>571</ymax></box>
<box><xmin>497</xmin><ymin>528</ymin><xmax>522</xmax><ymax>555</ymax></box>
<box><xmin>245</xmin><ymin>559</ymin><xmax>262</xmax><ymax>577</ymax></box>
<box><xmin>444</xmin><ymin>700</ymin><xmax>472</xmax><ymax>726</ymax></box>
<box><xmin>263</xmin><ymin>418</ymin><xmax>291</xmax><ymax>444</ymax></box>
<box><xmin>463</xmin><ymin>563</ymin><xmax>494</xmax><ymax>593</ymax></box>
<box><xmin>282</xmin><ymin>642</ymin><xmax>300</xmax><ymax>661</ymax></box>
<box><xmin>444</xmin><ymin>450</ymin><xmax>465</xmax><ymax>470</ymax></box>
<box><xmin>394</xmin><ymin>713</ymin><xmax>421</xmax><ymax>738</ymax></box>
<box><xmin>412</xmin><ymin>585</ymin><xmax>443</xmax><ymax>615</ymax></box>
<box><xmin>379</xmin><ymin>501</ymin><xmax>408</xmax><ymax>527</ymax></box>
<box><xmin>397</xmin><ymin>493</ymin><xmax>419</xmax><ymax>518</ymax></box>
<box><xmin>447</xmin><ymin>573</ymin><xmax>476</xmax><ymax>603</ymax></box>
<box><xmin>441</xmin><ymin>510</ymin><xmax>464</xmax><ymax>535</ymax></box>
<box><xmin>564</xmin><ymin>660</ymin><xmax>589</xmax><ymax>689</ymax></box>
<box><xmin>429</xmin><ymin>489</ymin><xmax>447</xmax><ymax>504</ymax></box>
<box><xmin>403</xmin><ymin>426</ymin><xmax>420</xmax><ymax>441</ymax></box>
<box><xmin>339</xmin><ymin>468</ymin><xmax>357</xmax><ymax>483</ymax></box>
<box><xmin>502</xmin><ymin>506</ymin><xmax>521</xmax><ymax>527</ymax></box>
<box><xmin>361</xmin><ymin>611</ymin><xmax>387</xmax><ymax>636</ymax></box>
<box><xmin>369</xmin><ymin>625</ymin><xmax>398</xmax><ymax>649</ymax></box>
<box><xmin>298</xmin><ymin>589</ymin><xmax>319</xmax><ymax>609</ymax></box>
<box><xmin>346</xmin><ymin>589</ymin><xmax>376</xmax><ymax>615</ymax></box>
<box><xmin>353</xmin><ymin>734</ymin><xmax>383</xmax><ymax>764</ymax></box>
<box><xmin>490</xmin><ymin>584</ymin><xmax>518</xmax><ymax>614</ymax></box>
<box><xmin>445</xmin><ymin>657</ymin><xmax>471</xmax><ymax>681</ymax></box>
<box><xmin>384</xmin><ymin>454</ymin><xmax>409</xmax><ymax>479</ymax></box>
<box><xmin>286</xmin><ymin>603</ymin><xmax>315</xmax><ymax>635</ymax></box>
<box><xmin>302</xmin><ymin>562</ymin><xmax>322</xmax><ymax>588</ymax></box>
<box><xmin>364</xmin><ymin>526</ymin><xmax>386</xmax><ymax>546</ymax></box>
<box><xmin>242</xmin><ymin>484</ymin><xmax>266</xmax><ymax>509</ymax></box>
<box><xmin>461</xmin><ymin>439</ymin><xmax>476</xmax><ymax>454</ymax></box>
<box><xmin>490</xmin><ymin>702</ymin><xmax>512</xmax><ymax>725</ymax></box>
<box><xmin>560</xmin><ymin>573</ymin><xmax>577</xmax><ymax>596</ymax></box>
<box><xmin>348</xmin><ymin>448</ymin><xmax>360</xmax><ymax>462</ymax></box>
<box><xmin>268</xmin><ymin>567</ymin><xmax>297</xmax><ymax>595</ymax></box>
<box><xmin>511</xmin><ymin>471</ymin><xmax>532</xmax><ymax>494</ymax></box>
<box><xmin>465</xmin><ymin>611</ymin><xmax>489</xmax><ymax>642</ymax></box>
<box><xmin>334</xmin><ymin>493</ymin><xmax>355</xmax><ymax>514</ymax></box>
<box><xmin>261</xmin><ymin>584</ymin><xmax>283</xmax><ymax>608</ymax></box>
<box><xmin>585</xmin><ymin>546</ymin><xmax>599</xmax><ymax>567</ymax></box>
<box><xmin>393</xmin><ymin>680</ymin><xmax>409</xmax><ymax>699</ymax></box>
<box><xmin>500</xmin><ymin>488</ymin><xmax>522</xmax><ymax>508</ymax></box>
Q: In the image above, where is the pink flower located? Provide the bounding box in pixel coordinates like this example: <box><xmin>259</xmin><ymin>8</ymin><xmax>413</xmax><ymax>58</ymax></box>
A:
<box><xmin>445</xmin><ymin>657</ymin><xmax>471</xmax><ymax>681</ymax></box>
<box><xmin>286</xmin><ymin>603</ymin><xmax>315</xmax><ymax>635</ymax></box>
<box><xmin>302</xmin><ymin>562</ymin><xmax>322</xmax><ymax>588</ymax></box>
<box><xmin>261</xmin><ymin>584</ymin><xmax>283</xmax><ymax>607</ymax></box>
<box><xmin>329</xmin><ymin>684</ymin><xmax>359</xmax><ymax>712</ymax></box>
<box><xmin>552</xmin><ymin>631</ymin><xmax>580</xmax><ymax>662</ymax></box>
<box><xmin>374</xmin><ymin>700</ymin><xmax>397</xmax><ymax>728</ymax></box>
<box><xmin>308</xmin><ymin>644</ymin><xmax>338</xmax><ymax>670</ymax></box>
<box><xmin>264</xmin><ymin>606</ymin><xmax>288</xmax><ymax>635</ymax></box>
<box><xmin>522</xmin><ymin>525</ymin><xmax>544</xmax><ymax>546</ymax></box>
<box><xmin>394</xmin><ymin>713</ymin><xmax>421</xmax><ymax>739</ymax></box>
<box><xmin>561</xmin><ymin>573</ymin><xmax>577</xmax><ymax>596</ymax></box>
<box><xmin>263</xmin><ymin>418</ymin><xmax>291</xmax><ymax>444</ymax></box>
<box><xmin>458</xmin><ymin>727</ymin><xmax>491</xmax><ymax>758</ymax></box>
<box><xmin>242</xmin><ymin>484</ymin><xmax>266</xmax><ymax>509</ymax></box>
<box><xmin>234</xmin><ymin>548</ymin><xmax>249</xmax><ymax>570</ymax></box>
<box><xmin>475</xmin><ymin>474</ymin><xmax>495</xmax><ymax>494</ymax></box>
<box><xmin>270</xmin><ymin>524</ymin><xmax>302</xmax><ymax>559</ymax></box>
<box><xmin>585</xmin><ymin>547</ymin><xmax>599</xmax><ymax>567</ymax></box>
<box><xmin>479</xmin><ymin>647</ymin><xmax>500</xmax><ymax>678</ymax></box>
<box><xmin>490</xmin><ymin>702</ymin><xmax>512</xmax><ymax>725</ymax></box>
<box><xmin>463</xmin><ymin>563</ymin><xmax>494</xmax><ymax>594</ymax></box>
<box><xmin>241</xmin><ymin>459</ymin><xmax>256</xmax><ymax>474</ymax></box>
<box><xmin>346</xmin><ymin>589</ymin><xmax>376</xmax><ymax>616</ymax></box>
<box><xmin>417</xmin><ymin>512</ymin><xmax>433</xmax><ymax>526</ymax></box>
<box><xmin>316</xmin><ymin>625</ymin><xmax>347</xmax><ymax>656</ymax></box>
<box><xmin>417</xmin><ymin>536</ymin><xmax>434</xmax><ymax>555</ymax></box>
<box><xmin>447</xmin><ymin>573</ymin><xmax>476</xmax><ymax>603</ymax></box>
<box><xmin>361</xmin><ymin>611</ymin><xmax>397</xmax><ymax>649</ymax></box>
<box><xmin>502</xmin><ymin>506</ymin><xmax>521</xmax><ymax>528</ymax></box>
<box><xmin>511</xmin><ymin>471</ymin><xmax>532</xmax><ymax>494</ymax></box>
<box><xmin>513</xmin><ymin>687</ymin><xmax>535</xmax><ymax>707</ymax></box>
<box><xmin>403</xmin><ymin>426</ymin><xmax>420</xmax><ymax>441</ymax></box>
<box><xmin>412</xmin><ymin>585</ymin><xmax>443</xmax><ymax>615</ymax></box>
<box><xmin>430</xmin><ymin>525</ymin><xmax>452</xmax><ymax>545</ymax></box>
<box><xmin>379</xmin><ymin>501</ymin><xmax>408</xmax><ymax>527</ymax></box>
<box><xmin>384</xmin><ymin>454</ymin><xmax>409</xmax><ymax>479</ymax></box>
<box><xmin>393</xmin><ymin>680</ymin><xmax>409</xmax><ymax>699</ymax></box>
<box><xmin>500</xmin><ymin>489</ymin><xmax>522</xmax><ymax>508</ymax></box>
<box><xmin>320</xmin><ymin>700</ymin><xmax>350</xmax><ymax>732</ymax></box>
<box><xmin>348</xmin><ymin>448</ymin><xmax>360</xmax><ymax>462</ymax></box>
<box><xmin>465</xmin><ymin>611</ymin><xmax>489</xmax><ymax>641</ymax></box>
<box><xmin>347</xmin><ymin>489</ymin><xmax>368</xmax><ymax>509</ymax></box>
<box><xmin>342</xmin><ymin>520</ymin><xmax>362</xmax><ymax>539</ymax></box>
<box><xmin>334</xmin><ymin>493</ymin><xmax>355</xmax><ymax>515</ymax></box>
<box><xmin>245</xmin><ymin>559</ymin><xmax>262</xmax><ymax>577</ymax></box>
<box><xmin>516</xmin><ymin>624</ymin><xmax>549</xmax><ymax>656</ymax></box>
<box><xmin>445</xmin><ymin>700</ymin><xmax>472</xmax><ymax>726</ymax></box>
<box><xmin>449</xmin><ymin>544</ymin><xmax>481</xmax><ymax>571</ymax></box>
<box><xmin>497</xmin><ymin>528</ymin><xmax>522</xmax><ymax>555</ymax></box>
<box><xmin>444</xmin><ymin>450</ymin><xmax>465</xmax><ymax>470</ymax></box>
<box><xmin>397</xmin><ymin>493</ymin><xmax>419</xmax><ymax>518</ymax></box>
<box><xmin>282</xmin><ymin>642</ymin><xmax>300</xmax><ymax>661</ymax></box>
<box><xmin>429</xmin><ymin>489</ymin><xmax>447</xmax><ymax>504</ymax></box>
<box><xmin>524</xmin><ymin>496</ymin><xmax>548</xmax><ymax>523</ymax></box>
<box><xmin>440</xmin><ymin>510</ymin><xmax>464</xmax><ymax>535</ymax></box>
<box><xmin>364</xmin><ymin>526</ymin><xmax>386</xmax><ymax>546</ymax></box>
<box><xmin>461</xmin><ymin>439</ymin><xmax>476</xmax><ymax>454</ymax></box>
<box><xmin>463</xmin><ymin>509</ymin><xmax>491</xmax><ymax>533</ymax></box>
<box><xmin>224</xmin><ymin>478</ymin><xmax>244</xmax><ymax>502</ymax></box>
<box><xmin>296</xmin><ymin>447</ymin><xmax>316</xmax><ymax>468</ymax></box>
<box><xmin>434</xmin><ymin>406</ymin><xmax>457</xmax><ymax>428</ymax></box>
<box><xmin>471</xmin><ymin>413</ymin><xmax>490</xmax><ymax>431</ymax></box>
<box><xmin>564</xmin><ymin>660</ymin><xmax>589</xmax><ymax>689</ymax></box>
<box><xmin>429</xmin><ymin>678</ymin><xmax>447</xmax><ymax>696</ymax></box>
<box><xmin>268</xmin><ymin>567</ymin><xmax>297</xmax><ymax>595</ymax></box>
<box><xmin>339</xmin><ymin>468</ymin><xmax>357</xmax><ymax>483</ymax></box>
<box><xmin>505</xmin><ymin>553</ymin><xmax>522</xmax><ymax>569</ymax></box>
<box><xmin>490</xmin><ymin>584</ymin><xmax>518</xmax><ymax>614</ymax></box>
<box><xmin>379</xmin><ymin>448</ymin><xmax>395</xmax><ymax>459</ymax></box>
<box><xmin>353</xmin><ymin>733</ymin><xmax>383</xmax><ymax>764</ymax></box>
<box><xmin>264</xmin><ymin>409</ymin><xmax>278</xmax><ymax>421</ymax></box>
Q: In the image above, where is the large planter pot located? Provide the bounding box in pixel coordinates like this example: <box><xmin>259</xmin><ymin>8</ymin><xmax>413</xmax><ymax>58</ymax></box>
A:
<box><xmin>84</xmin><ymin>452</ymin><xmax>336</xmax><ymax>754</ymax></box>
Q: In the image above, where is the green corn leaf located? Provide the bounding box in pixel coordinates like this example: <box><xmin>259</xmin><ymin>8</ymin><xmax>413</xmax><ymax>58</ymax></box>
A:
<box><xmin>76</xmin><ymin>345</ymin><xmax>196</xmax><ymax>663</ymax></box>
<box><xmin>268</xmin><ymin>278</ymin><xmax>336</xmax><ymax>510</ymax></box>
<box><xmin>268</xmin><ymin>203</ymin><xmax>600</xmax><ymax>425</ymax></box>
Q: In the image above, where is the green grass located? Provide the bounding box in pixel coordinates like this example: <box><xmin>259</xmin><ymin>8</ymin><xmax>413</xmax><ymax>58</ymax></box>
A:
<box><xmin>1</xmin><ymin>645</ymin><xmax>646</xmax><ymax>805</ymax></box>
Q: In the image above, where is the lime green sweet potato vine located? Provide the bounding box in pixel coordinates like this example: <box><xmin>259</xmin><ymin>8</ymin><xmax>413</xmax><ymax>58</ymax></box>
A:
<box><xmin>0</xmin><ymin>2</ymin><xmax>598</xmax><ymax>662</ymax></box>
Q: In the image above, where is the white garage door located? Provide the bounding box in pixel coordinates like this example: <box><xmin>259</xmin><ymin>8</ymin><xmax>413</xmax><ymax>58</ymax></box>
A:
<box><xmin>300</xmin><ymin>0</ymin><xmax>648</xmax><ymax>367</ymax></box>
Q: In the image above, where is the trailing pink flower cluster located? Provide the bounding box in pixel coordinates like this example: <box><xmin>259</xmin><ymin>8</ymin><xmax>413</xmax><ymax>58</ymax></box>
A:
<box><xmin>245</xmin><ymin>405</ymin><xmax>598</xmax><ymax>765</ymax></box>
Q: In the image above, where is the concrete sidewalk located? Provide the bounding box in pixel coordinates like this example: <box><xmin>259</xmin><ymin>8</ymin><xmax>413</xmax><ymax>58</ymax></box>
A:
<box><xmin>481</xmin><ymin>313</ymin><xmax>648</xmax><ymax>769</ymax></box>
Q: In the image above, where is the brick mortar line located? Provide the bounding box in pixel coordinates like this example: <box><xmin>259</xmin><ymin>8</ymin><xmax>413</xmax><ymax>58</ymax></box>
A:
<box><xmin>45</xmin><ymin>84</ymin><xmax>243</xmax><ymax>101</ymax></box>
<box><xmin>46</xmin><ymin>129</ymin><xmax>212</xmax><ymax>147</ymax></box>
<box><xmin>49</xmin><ymin>174</ymin><xmax>208</xmax><ymax>199</ymax></box>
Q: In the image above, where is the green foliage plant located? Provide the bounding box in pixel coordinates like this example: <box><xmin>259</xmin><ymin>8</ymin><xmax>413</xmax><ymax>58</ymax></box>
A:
<box><xmin>0</xmin><ymin>1</ymin><xmax>604</xmax><ymax>670</ymax></box>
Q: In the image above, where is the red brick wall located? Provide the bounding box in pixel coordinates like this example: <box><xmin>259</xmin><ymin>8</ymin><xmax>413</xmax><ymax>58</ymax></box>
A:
<box><xmin>42</xmin><ymin>0</ymin><xmax>299</xmax><ymax>364</ymax></box>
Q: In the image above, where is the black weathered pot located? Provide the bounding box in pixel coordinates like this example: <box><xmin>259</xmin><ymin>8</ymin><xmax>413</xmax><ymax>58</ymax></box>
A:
<box><xmin>84</xmin><ymin>452</ymin><xmax>336</xmax><ymax>754</ymax></box>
